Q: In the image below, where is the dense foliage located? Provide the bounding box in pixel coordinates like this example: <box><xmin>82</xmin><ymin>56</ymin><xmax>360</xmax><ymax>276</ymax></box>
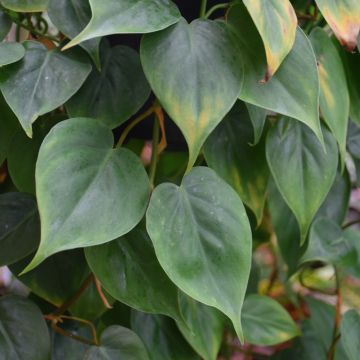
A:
<box><xmin>0</xmin><ymin>0</ymin><xmax>360</xmax><ymax>359</ymax></box>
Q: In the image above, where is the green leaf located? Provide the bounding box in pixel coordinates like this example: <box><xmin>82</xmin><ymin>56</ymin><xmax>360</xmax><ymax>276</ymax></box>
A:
<box><xmin>0</xmin><ymin>0</ymin><xmax>48</xmax><ymax>12</ymax></box>
<box><xmin>266</xmin><ymin>118</ymin><xmax>338</xmax><ymax>243</ymax></box>
<box><xmin>341</xmin><ymin>309</ymin><xmax>360</xmax><ymax>360</ymax></box>
<box><xmin>0</xmin><ymin>192</ymin><xmax>39</xmax><ymax>266</ymax></box>
<box><xmin>348</xmin><ymin>120</ymin><xmax>360</xmax><ymax>158</ymax></box>
<box><xmin>85</xmin><ymin>228</ymin><xmax>183</xmax><ymax>323</ymax></box>
<box><xmin>204</xmin><ymin>101</ymin><xmax>269</xmax><ymax>224</ymax></box>
<box><xmin>84</xmin><ymin>325</ymin><xmax>150</xmax><ymax>360</ymax></box>
<box><xmin>0</xmin><ymin>93</ymin><xmax>19</xmax><ymax>164</ymax></box>
<box><xmin>131</xmin><ymin>311</ymin><xmax>199</xmax><ymax>360</ymax></box>
<box><xmin>314</xmin><ymin>0</ymin><xmax>360</xmax><ymax>51</ymax></box>
<box><xmin>0</xmin><ymin>42</ymin><xmax>24</xmax><ymax>66</ymax></box>
<box><xmin>0</xmin><ymin>9</ymin><xmax>12</xmax><ymax>40</ymax></box>
<box><xmin>0</xmin><ymin>41</ymin><xmax>91</xmax><ymax>137</ymax></box>
<box><xmin>268</xmin><ymin>179</ymin><xmax>302</xmax><ymax>276</ymax></box>
<box><xmin>0</xmin><ymin>295</ymin><xmax>50</xmax><ymax>360</ymax></box>
<box><xmin>48</xmin><ymin>0</ymin><xmax>101</xmax><ymax>68</ymax></box>
<box><xmin>176</xmin><ymin>292</ymin><xmax>225</xmax><ymax>360</ymax></box>
<box><xmin>67</xmin><ymin>42</ymin><xmax>150</xmax><ymax>129</ymax></box>
<box><xmin>141</xmin><ymin>18</ymin><xmax>244</xmax><ymax>169</ymax></box>
<box><xmin>309</xmin><ymin>27</ymin><xmax>349</xmax><ymax>166</ymax></box>
<box><xmin>146</xmin><ymin>167</ymin><xmax>252</xmax><ymax>341</ymax></box>
<box><xmin>246</xmin><ymin>102</ymin><xmax>267</xmax><ymax>145</ymax></box>
<box><xmin>63</xmin><ymin>0</ymin><xmax>181</xmax><ymax>50</ymax></box>
<box><xmin>227</xmin><ymin>4</ymin><xmax>323</xmax><ymax>145</ymax></box>
<box><xmin>242</xmin><ymin>295</ymin><xmax>299</xmax><ymax>346</ymax></box>
<box><xmin>23</xmin><ymin>117</ymin><xmax>151</xmax><ymax>272</ymax></box>
<box><xmin>7</xmin><ymin>114</ymin><xmax>64</xmax><ymax>194</ymax></box>
<box><xmin>242</xmin><ymin>0</ymin><xmax>297</xmax><ymax>78</ymax></box>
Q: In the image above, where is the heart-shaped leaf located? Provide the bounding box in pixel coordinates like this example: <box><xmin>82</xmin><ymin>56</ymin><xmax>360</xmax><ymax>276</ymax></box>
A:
<box><xmin>48</xmin><ymin>0</ymin><xmax>101</xmax><ymax>68</ymax></box>
<box><xmin>242</xmin><ymin>295</ymin><xmax>300</xmax><ymax>346</ymax></box>
<box><xmin>67</xmin><ymin>42</ymin><xmax>150</xmax><ymax>128</ymax></box>
<box><xmin>315</xmin><ymin>0</ymin><xmax>360</xmax><ymax>51</ymax></box>
<box><xmin>310</xmin><ymin>27</ymin><xmax>349</xmax><ymax>165</ymax></box>
<box><xmin>0</xmin><ymin>42</ymin><xmax>25</xmax><ymax>66</ymax></box>
<box><xmin>204</xmin><ymin>101</ymin><xmax>269</xmax><ymax>224</ymax></box>
<box><xmin>146</xmin><ymin>167</ymin><xmax>252</xmax><ymax>341</ymax></box>
<box><xmin>0</xmin><ymin>41</ymin><xmax>91</xmax><ymax>137</ymax></box>
<box><xmin>0</xmin><ymin>9</ymin><xmax>12</xmax><ymax>40</ymax></box>
<box><xmin>85</xmin><ymin>228</ymin><xmax>183</xmax><ymax>323</ymax></box>
<box><xmin>227</xmin><ymin>4</ymin><xmax>323</xmax><ymax>145</ymax></box>
<box><xmin>131</xmin><ymin>311</ymin><xmax>199</xmax><ymax>360</ymax></box>
<box><xmin>242</xmin><ymin>0</ymin><xmax>297</xmax><ymax>78</ymax></box>
<box><xmin>266</xmin><ymin>118</ymin><xmax>338</xmax><ymax>243</ymax></box>
<box><xmin>0</xmin><ymin>0</ymin><xmax>48</xmax><ymax>12</ymax></box>
<box><xmin>23</xmin><ymin>117</ymin><xmax>151</xmax><ymax>272</ymax></box>
<box><xmin>0</xmin><ymin>295</ymin><xmax>50</xmax><ymax>360</ymax></box>
<box><xmin>141</xmin><ymin>18</ymin><xmax>244</xmax><ymax>169</ymax></box>
<box><xmin>63</xmin><ymin>0</ymin><xmax>181</xmax><ymax>50</ymax></box>
<box><xmin>176</xmin><ymin>292</ymin><xmax>225</xmax><ymax>360</ymax></box>
<box><xmin>0</xmin><ymin>192</ymin><xmax>39</xmax><ymax>266</ymax></box>
<box><xmin>341</xmin><ymin>310</ymin><xmax>360</xmax><ymax>360</ymax></box>
<box><xmin>84</xmin><ymin>325</ymin><xmax>150</xmax><ymax>360</ymax></box>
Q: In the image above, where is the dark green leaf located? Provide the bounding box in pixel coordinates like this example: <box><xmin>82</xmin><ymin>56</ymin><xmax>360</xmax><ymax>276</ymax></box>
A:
<box><xmin>131</xmin><ymin>311</ymin><xmax>199</xmax><ymax>360</ymax></box>
<box><xmin>0</xmin><ymin>41</ymin><xmax>91</xmax><ymax>137</ymax></box>
<box><xmin>246</xmin><ymin>102</ymin><xmax>267</xmax><ymax>145</ymax></box>
<box><xmin>204</xmin><ymin>101</ymin><xmax>269</xmax><ymax>224</ymax></box>
<box><xmin>0</xmin><ymin>8</ymin><xmax>12</xmax><ymax>40</ymax></box>
<box><xmin>242</xmin><ymin>294</ymin><xmax>299</xmax><ymax>346</ymax></box>
<box><xmin>141</xmin><ymin>18</ymin><xmax>243</xmax><ymax>169</ymax></box>
<box><xmin>67</xmin><ymin>42</ymin><xmax>150</xmax><ymax>128</ymax></box>
<box><xmin>0</xmin><ymin>295</ymin><xmax>50</xmax><ymax>360</ymax></box>
<box><xmin>0</xmin><ymin>192</ymin><xmax>39</xmax><ymax>266</ymax></box>
<box><xmin>310</xmin><ymin>27</ymin><xmax>349</xmax><ymax>164</ymax></box>
<box><xmin>63</xmin><ymin>0</ymin><xmax>181</xmax><ymax>49</ymax></box>
<box><xmin>48</xmin><ymin>0</ymin><xmax>101</xmax><ymax>68</ymax></box>
<box><xmin>176</xmin><ymin>292</ymin><xmax>225</xmax><ymax>360</ymax></box>
<box><xmin>85</xmin><ymin>228</ymin><xmax>183</xmax><ymax>323</ymax></box>
<box><xmin>227</xmin><ymin>4</ymin><xmax>323</xmax><ymax>144</ymax></box>
<box><xmin>348</xmin><ymin>120</ymin><xmax>360</xmax><ymax>158</ymax></box>
<box><xmin>23</xmin><ymin>118</ymin><xmax>151</xmax><ymax>272</ymax></box>
<box><xmin>0</xmin><ymin>0</ymin><xmax>48</xmax><ymax>12</ymax></box>
<box><xmin>0</xmin><ymin>42</ymin><xmax>25</xmax><ymax>66</ymax></box>
<box><xmin>266</xmin><ymin>118</ymin><xmax>338</xmax><ymax>243</ymax></box>
<box><xmin>341</xmin><ymin>309</ymin><xmax>360</xmax><ymax>360</ymax></box>
<box><xmin>85</xmin><ymin>325</ymin><xmax>150</xmax><ymax>360</ymax></box>
<box><xmin>146</xmin><ymin>167</ymin><xmax>252</xmax><ymax>341</ymax></box>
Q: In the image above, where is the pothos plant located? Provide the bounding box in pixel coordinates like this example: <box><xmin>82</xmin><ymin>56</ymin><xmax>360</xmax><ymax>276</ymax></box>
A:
<box><xmin>0</xmin><ymin>0</ymin><xmax>360</xmax><ymax>359</ymax></box>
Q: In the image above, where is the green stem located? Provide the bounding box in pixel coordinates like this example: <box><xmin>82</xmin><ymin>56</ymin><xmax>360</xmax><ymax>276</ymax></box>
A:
<box><xmin>204</xmin><ymin>2</ymin><xmax>230</xmax><ymax>19</ymax></box>
<box><xmin>149</xmin><ymin>115</ymin><xmax>160</xmax><ymax>187</ymax></box>
<box><xmin>199</xmin><ymin>0</ymin><xmax>208</xmax><ymax>18</ymax></box>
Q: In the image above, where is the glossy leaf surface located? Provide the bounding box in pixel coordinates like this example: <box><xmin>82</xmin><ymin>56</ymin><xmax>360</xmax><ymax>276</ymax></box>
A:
<box><xmin>141</xmin><ymin>18</ymin><xmax>243</xmax><ymax>169</ymax></box>
<box><xmin>146</xmin><ymin>167</ymin><xmax>252</xmax><ymax>340</ymax></box>
<box><xmin>63</xmin><ymin>0</ymin><xmax>181</xmax><ymax>49</ymax></box>
<box><xmin>266</xmin><ymin>118</ymin><xmax>338</xmax><ymax>243</ymax></box>
<box><xmin>24</xmin><ymin>118</ymin><xmax>151</xmax><ymax>271</ymax></box>
<box><xmin>0</xmin><ymin>0</ymin><xmax>48</xmax><ymax>12</ymax></box>
<box><xmin>242</xmin><ymin>0</ymin><xmax>297</xmax><ymax>78</ymax></box>
<box><xmin>67</xmin><ymin>42</ymin><xmax>150</xmax><ymax>128</ymax></box>
<box><xmin>0</xmin><ymin>9</ymin><xmax>12</xmax><ymax>40</ymax></box>
<box><xmin>341</xmin><ymin>310</ymin><xmax>360</xmax><ymax>360</ymax></box>
<box><xmin>0</xmin><ymin>42</ymin><xmax>25</xmax><ymax>66</ymax></box>
<box><xmin>0</xmin><ymin>41</ymin><xmax>91</xmax><ymax>137</ymax></box>
<box><xmin>228</xmin><ymin>4</ymin><xmax>323</xmax><ymax>144</ymax></box>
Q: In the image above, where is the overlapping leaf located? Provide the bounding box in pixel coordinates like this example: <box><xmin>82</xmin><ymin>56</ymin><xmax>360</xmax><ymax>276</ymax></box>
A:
<box><xmin>310</xmin><ymin>27</ymin><xmax>349</xmax><ymax>165</ymax></box>
<box><xmin>315</xmin><ymin>0</ymin><xmax>360</xmax><ymax>50</ymax></box>
<box><xmin>67</xmin><ymin>42</ymin><xmax>150</xmax><ymax>128</ymax></box>
<box><xmin>146</xmin><ymin>167</ymin><xmax>252</xmax><ymax>341</ymax></box>
<box><xmin>0</xmin><ymin>0</ymin><xmax>48</xmax><ymax>12</ymax></box>
<box><xmin>141</xmin><ymin>18</ymin><xmax>244</xmax><ymax>169</ymax></box>
<box><xmin>0</xmin><ymin>42</ymin><xmax>24</xmax><ymax>66</ymax></box>
<box><xmin>227</xmin><ymin>4</ymin><xmax>323</xmax><ymax>145</ymax></box>
<box><xmin>266</xmin><ymin>118</ymin><xmax>338</xmax><ymax>243</ymax></box>
<box><xmin>0</xmin><ymin>41</ymin><xmax>91</xmax><ymax>137</ymax></box>
<box><xmin>0</xmin><ymin>9</ymin><xmax>12</xmax><ymax>40</ymax></box>
<box><xmin>48</xmin><ymin>0</ymin><xmax>101</xmax><ymax>68</ymax></box>
<box><xmin>85</xmin><ymin>228</ymin><xmax>183</xmax><ymax>323</ymax></box>
<box><xmin>246</xmin><ymin>103</ymin><xmax>267</xmax><ymax>145</ymax></box>
<box><xmin>63</xmin><ymin>0</ymin><xmax>181</xmax><ymax>50</ymax></box>
<box><xmin>242</xmin><ymin>0</ymin><xmax>297</xmax><ymax>78</ymax></box>
<box><xmin>204</xmin><ymin>101</ymin><xmax>269</xmax><ymax>224</ymax></box>
<box><xmin>341</xmin><ymin>310</ymin><xmax>360</xmax><ymax>360</ymax></box>
<box><xmin>23</xmin><ymin>118</ymin><xmax>151</xmax><ymax>272</ymax></box>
